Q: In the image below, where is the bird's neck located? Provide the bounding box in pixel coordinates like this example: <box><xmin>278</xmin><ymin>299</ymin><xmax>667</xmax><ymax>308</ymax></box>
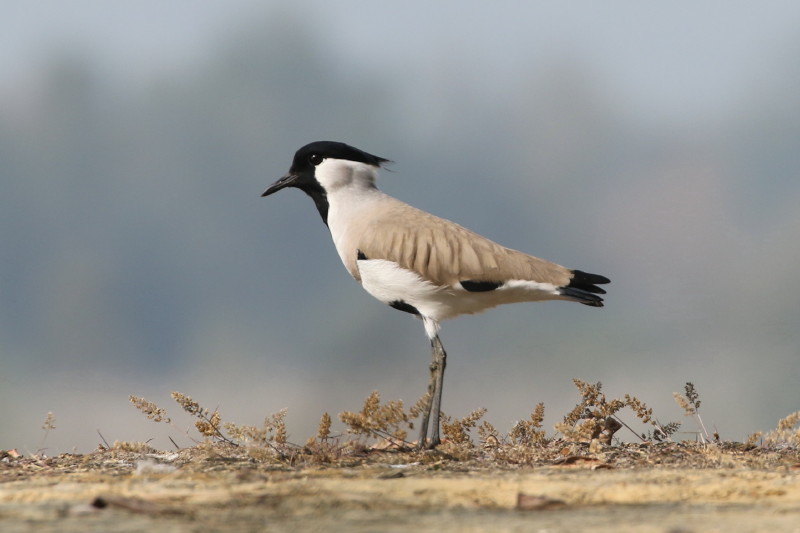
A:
<box><xmin>326</xmin><ymin>186</ymin><xmax>387</xmax><ymax>259</ymax></box>
<box><xmin>327</xmin><ymin>185</ymin><xmax>385</xmax><ymax>227</ymax></box>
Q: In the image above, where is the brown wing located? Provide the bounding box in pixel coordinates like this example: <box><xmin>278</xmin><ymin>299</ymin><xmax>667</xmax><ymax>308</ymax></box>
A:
<box><xmin>350</xmin><ymin>199</ymin><xmax>572</xmax><ymax>288</ymax></box>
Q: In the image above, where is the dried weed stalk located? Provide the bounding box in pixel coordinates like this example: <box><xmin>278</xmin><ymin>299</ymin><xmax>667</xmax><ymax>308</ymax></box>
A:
<box><xmin>626</xmin><ymin>394</ymin><xmax>680</xmax><ymax>442</ymax></box>
<box><xmin>477</xmin><ymin>420</ymin><xmax>501</xmax><ymax>448</ymax></box>
<box><xmin>111</xmin><ymin>441</ymin><xmax>156</xmax><ymax>453</ymax></box>
<box><xmin>338</xmin><ymin>391</ymin><xmax>412</xmax><ymax>448</ymax></box>
<box><xmin>129</xmin><ymin>396</ymin><xmax>171</xmax><ymax>424</ymax></box>
<box><xmin>170</xmin><ymin>392</ymin><xmax>237</xmax><ymax>445</ymax></box>
<box><xmin>407</xmin><ymin>394</ymin><xmax>430</xmax><ymax>422</ymax></box>
<box><xmin>673</xmin><ymin>382</ymin><xmax>714</xmax><ymax>444</ymax></box>
<box><xmin>556</xmin><ymin>379</ymin><xmax>680</xmax><ymax>444</ymax></box>
<box><xmin>435</xmin><ymin>408</ymin><xmax>488</xmax><ymax>459</ymax></box>
<box><xmin>41</xmin><ymin>412</ymin><xmax>56</xmax><ymax>432</ymax></box>
<box><xmin>508</xmin><ymin>403</ymin><xmax>548</xmax><ymax>447</ymax></box>
<box><xmin>317</xmin><ymin>412</ymin><xmax>332</xmax><ymax>441</ymax></box>
<box><xmin>301</xmin><ymin>412</ymin><xmax>347</xmax><ymax>463</ymax></box>
<box><xmin>441</xmin><ymin>408</ymin><xmax>487</xmax><ymax>447</ymax></box>
<box><xmin>744</xmin><ymin>432</ymin><xmax>763</xmax><ymax>447</ymax></box>
<box><xmin>37</xmin><ymin>411</ymin><xmax>57</xmax><ymax>453</ymax></box>
<box><xmin>555</xmin><ymin>379</ymin><xmax>625</xmax><ymax>444</ymax></box>
<box><xmin>131</xmin><ymin>392</ymin><xmax>298</xmax><ymax>458</ymax></box>
<box><xmin>224</xmin><ymin>408</ymin><xmax>289</xmax><ymax>454</ymax></box>
<box><xmin>763</xmin><ymin>410</ymin><xmax>800</xmax><ymax>448</ymax></box>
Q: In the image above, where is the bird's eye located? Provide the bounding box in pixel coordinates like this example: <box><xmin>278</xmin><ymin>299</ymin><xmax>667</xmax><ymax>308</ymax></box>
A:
<box><xmin>309</xmin><ymin>153</ymin><xmax>323</xmax><ymax>166</ymax></box>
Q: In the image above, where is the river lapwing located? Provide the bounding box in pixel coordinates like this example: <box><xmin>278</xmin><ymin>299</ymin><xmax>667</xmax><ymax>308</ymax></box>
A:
<box><xmin>262</xmin><ymin>141</ymin><xmax>609</xmax><ymax>449</ymax></box>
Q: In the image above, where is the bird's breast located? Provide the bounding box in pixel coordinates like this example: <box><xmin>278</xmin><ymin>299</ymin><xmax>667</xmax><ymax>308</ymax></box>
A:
<box><xmin>356</xmin><ymin>257</ymin><xmax>446</xmax><ymax>316</ymax></box>
<box><xmin>325</xmin><ymin>191</ymin><xmax>391</xmax><ymax>282</ymax></box>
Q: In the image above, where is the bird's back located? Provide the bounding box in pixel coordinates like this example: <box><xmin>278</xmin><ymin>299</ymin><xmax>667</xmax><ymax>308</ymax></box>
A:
<box><xmin>333</xmin><ymin>194</ymin><xmax>574</xmax><ymax>294</ymax></box>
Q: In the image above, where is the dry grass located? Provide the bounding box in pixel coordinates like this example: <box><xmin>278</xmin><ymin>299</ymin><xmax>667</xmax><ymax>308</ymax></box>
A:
<box><xmin>673</xmin><ymin>382</ymin><xmax>716</xmax><ymax>444</ymax></box>
<box><xmin>109</xmin><ymin>380</ymin><xmax>800</xmax><ymax>468</ymax></box>
<box><xmin>762</xmin><ymin>410</ymin><xmax>800</xmax><ymax>448</ymax></box>
<box><xmin>8</xmin><ymin>380</ymin><xmax>797</xmax><ymax>468</ymax></box>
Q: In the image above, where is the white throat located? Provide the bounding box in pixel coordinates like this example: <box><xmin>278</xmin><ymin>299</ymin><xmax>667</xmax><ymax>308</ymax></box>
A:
<box><xmin>317</xmin><ymin>159</ymin><xmax>387</xmax><ymax>271</ymax></box>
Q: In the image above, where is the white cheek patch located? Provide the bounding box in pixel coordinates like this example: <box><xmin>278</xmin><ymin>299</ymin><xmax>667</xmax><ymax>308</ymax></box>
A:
<box><xmin>315</xmin><ymin>159</ymin><xmax>377</xmax><ymax>192</ymax></box>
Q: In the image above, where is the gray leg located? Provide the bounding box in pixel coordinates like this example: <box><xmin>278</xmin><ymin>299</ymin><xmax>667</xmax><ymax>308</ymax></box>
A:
<box><xmin>416</xmin><ymin>346</ymin><xmax>437</xmax><ymax>449</ymax></box>
<box><xmin>427</xmin><ymin>335</ymin><xmax>447</xmax><ymax>448</ymax></box>
<box><xmin>416</xmin><ymin>335</ymin><xmax>447</xmax><ymax>450</ymax></box>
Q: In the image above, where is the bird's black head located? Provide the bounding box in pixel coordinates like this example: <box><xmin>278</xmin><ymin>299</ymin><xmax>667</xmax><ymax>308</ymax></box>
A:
<box><xmin>262</xmin><ymin>141</ymin><xmax>389</xmax><ymax>224</ymax></box>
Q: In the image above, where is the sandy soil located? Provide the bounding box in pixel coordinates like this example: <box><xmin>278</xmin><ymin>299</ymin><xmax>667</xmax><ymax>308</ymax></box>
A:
<box><xmin>2</xmin><ymin>443</ymin><xmax>799</xmax><ymax>532</ymax></box>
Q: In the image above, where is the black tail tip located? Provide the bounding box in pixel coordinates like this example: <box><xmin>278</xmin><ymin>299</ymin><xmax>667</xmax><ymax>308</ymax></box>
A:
<box><xmin>568</xmin><ymin>269</ymin><xmax>610</xmax><ymax>294</ymax></box>
<box><xmin>560</xmin><ymin>270</ymin><xmax>609</xmax><ymax>306</ymax></box>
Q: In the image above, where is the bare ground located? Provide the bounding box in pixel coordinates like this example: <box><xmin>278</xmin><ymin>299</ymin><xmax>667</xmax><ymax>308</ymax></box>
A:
<box><xmin>2</xmin><ymin>442</ymin><xmax>799</xmax><ymax>532</ymax></box>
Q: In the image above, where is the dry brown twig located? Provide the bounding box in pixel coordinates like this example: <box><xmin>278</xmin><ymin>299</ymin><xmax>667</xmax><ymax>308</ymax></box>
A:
<box><xmin>441</xmin><ymin>408</ymin><xmax>487</xmax><ymax>447</ymax></box>
<box><xmin>36</xmin><ymin>412</ymin><xmax>57</xmax><ymax>454</ymax></box>
<box><xmin>555</xmin><ymin>379</ymin><xmax>679</xmax><ymax>445</ymax></box>
<box><xmin>763</xmin><ymin>411</ymin><xmax>800</xmax><ymax>447</ymax></box>
<box><xmin>508</xmin><ymin>403</ymin><xmax>548</xmax><ymax>447</ymax></box>
<box><xmin>673</xmin><ymin>382</ymin><xmax>714</xmax><ymax>444</ymax></box>
<box><xmin>338</xmin><ymin>391</ymin><xmax>414</xmax><ymax>448</ymax></box>
<box><xmin>169</xmin><ymin>392</ymin><xmax>238</xmax><ymax>446</ymax></box>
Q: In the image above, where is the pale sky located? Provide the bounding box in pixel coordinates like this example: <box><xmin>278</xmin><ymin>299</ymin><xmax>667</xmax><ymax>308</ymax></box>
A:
<box><xmin>5</xmin><ymin>2</ymin><xmax>800</xmax><ymax>122</ymax></box>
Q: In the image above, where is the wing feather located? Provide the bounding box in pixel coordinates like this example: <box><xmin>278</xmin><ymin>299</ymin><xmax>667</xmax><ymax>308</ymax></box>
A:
<box><xmin>350</xmin><ymin>199</ymin><xmax>572</xmax><ymax>288</ymax></box>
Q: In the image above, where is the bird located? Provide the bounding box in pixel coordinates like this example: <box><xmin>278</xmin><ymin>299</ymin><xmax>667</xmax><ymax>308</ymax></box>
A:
<box><xmin>261</xmin><ymin>141</ymin><xmax>609</xmax><ymax>449</ymax></box>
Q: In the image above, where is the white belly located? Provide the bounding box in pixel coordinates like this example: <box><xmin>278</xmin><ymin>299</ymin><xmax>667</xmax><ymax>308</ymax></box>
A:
<box><xmin>356</xmin><ymin>258</ymin><xmax>563</xmax><ymax>325</ymax></box>
<box><xmin>357</xmin><ymin>258</ymin><xmax>447</xmax><ymax>315</ymax></box>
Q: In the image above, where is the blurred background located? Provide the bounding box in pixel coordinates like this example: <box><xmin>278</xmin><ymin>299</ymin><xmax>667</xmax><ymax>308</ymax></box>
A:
<box><xmin>3</xmin><ymin>1</ymin><xmax>799</xmax><ymax>453</ymax></box>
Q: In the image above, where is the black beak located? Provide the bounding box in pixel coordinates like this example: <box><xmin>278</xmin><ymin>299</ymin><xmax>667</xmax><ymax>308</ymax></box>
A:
<box><xmin>261</xmin><ymin>174</ymin><xmax>298</xmax><ymax>197</ymax></box>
